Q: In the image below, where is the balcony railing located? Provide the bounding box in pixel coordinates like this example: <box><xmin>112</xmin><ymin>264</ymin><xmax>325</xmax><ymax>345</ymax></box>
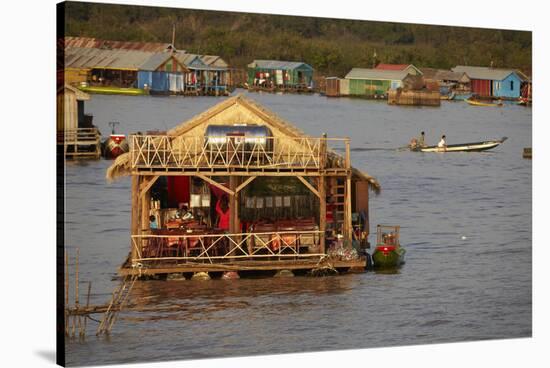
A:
<box><xmin>131</xmin><ymin>230</ymin><xmax>324</xmax><ymax>265</ymax></box>
<box><xmin>130</xmin><ymin>134</ymin><xmax>349</xmax><ymax>171</ymax></box>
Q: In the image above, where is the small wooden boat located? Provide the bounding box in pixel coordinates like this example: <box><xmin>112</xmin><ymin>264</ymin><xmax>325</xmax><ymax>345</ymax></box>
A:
<box><xmin>414</xmin><ymin>137</ymin><xmax>507</xmax><ymax>153</ymax></box>
<box><xmin>102</xmin><ymin>122</ymin><xmax>129</xmax><ymax>159</ymax></box>
<box><xmin>372</xmin><ymin>225</ymin><xmax>406</xmax><ymax>268</ymax></box>
<box><xmin>467</xmin><ymin>98</ymin><xmax>503</xmax><ymax>107</ymax></box>
<box><xmin>78</xmin><ymin>85</ymin><xmax>147</xmax><ymax>96</ymax></box>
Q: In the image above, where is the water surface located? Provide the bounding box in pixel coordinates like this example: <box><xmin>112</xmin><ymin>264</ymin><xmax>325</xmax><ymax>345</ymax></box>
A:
<box><xmin>65</xmin><ymin>91</ymin><xmax>532</xmax><ymax>366</ymax></box>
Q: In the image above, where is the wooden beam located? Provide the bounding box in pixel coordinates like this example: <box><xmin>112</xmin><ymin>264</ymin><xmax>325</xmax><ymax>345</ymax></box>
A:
<box><xmin>195</xmin><ymin>173</ymin><xmax>235</xmax><ymax>196</ymax></box>
<box><xmin>229</xmin><ymin>176</ymin><xmax>239</xmax><ymax>234</ymax></box>
<box><xmin>319</xmin><ymin>175</ymin><xmax>326</xmax><ymax>255</ymax></box>
<box><xmin>235</xmin><ymin>176</ymin><xmax>257</xmax><ymax>193</ymax></box>
<box><xmin>130</xmin><ymin>175</ymin><xmax>140</xmax><ymax>263</ymax></box>
<box><xmin>296</xmin><ymin>176</ymin><xmax>320</xmax><ymax>199</ymax></box>
<box><xmin>139</xmin><ymin>175</ymin><xmax>159</xmax><ymax>198</ymax></box>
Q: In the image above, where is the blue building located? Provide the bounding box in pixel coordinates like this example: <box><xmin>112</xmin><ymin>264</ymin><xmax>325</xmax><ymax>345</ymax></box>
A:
<box><xmin>137</xmin><ymin>53</ymin><xmax>190</xmax><ymax>94</ymax></box>
<box><xmin>452</xmin><ymin>66</ymin><xmax>526</xmax><ymax>98</ymax></box>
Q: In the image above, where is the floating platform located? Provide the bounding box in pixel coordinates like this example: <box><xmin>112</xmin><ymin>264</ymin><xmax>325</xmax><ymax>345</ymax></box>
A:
<box><xmin>119</xmin><ymin>257</ymin><xmax>367</xmax><ymax>277</ymax></box>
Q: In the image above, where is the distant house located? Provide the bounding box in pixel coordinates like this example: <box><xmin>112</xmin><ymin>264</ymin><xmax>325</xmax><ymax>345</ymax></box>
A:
<box><xmin>137</xmin><ymin>53</ymin><xmax>190</xmax><ymax>94</ymax></box>
<box><xmin>64</xmin><ymin>47</ymin><xmax>157</xmax><ymax>88</ymax></box>
<box><xmin>247</xmin><ymin>60</ymin><xmax>314</xmax><ymax>88</ymax></box>
<box><xmin>64</xmin><ymin>36</ymin><xmax>175</xmax><ymax>53</ymax></box>
<box><xmin>420</xmin><ymin>68</ymin><xmax>471</xmax><ymax>94</ymax></box>
<box><xmin>452</xmin><ymin>66</ymin><xmax>525</xmax><ymax>98</ymax></box>
<box><xmin>344</xmin><ymin>68</ymin><xmax>418</xmax><ymax>96</ymax></box>
<box><xmin>375</xmin><ymin>63</ymin><xmax>423</xmax><ymax>76</ymax></box>
<box><xmin>176</xmin><ymin>53</ymin><xmax>230</xmax><ymax>94</ymax></box>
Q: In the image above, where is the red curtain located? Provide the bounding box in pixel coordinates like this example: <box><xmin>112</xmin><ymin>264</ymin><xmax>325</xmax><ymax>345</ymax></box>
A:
<box><xmin>167</xmin><ymin>176</ymin><xmax>190</xmax><ymax>208</ymax></box>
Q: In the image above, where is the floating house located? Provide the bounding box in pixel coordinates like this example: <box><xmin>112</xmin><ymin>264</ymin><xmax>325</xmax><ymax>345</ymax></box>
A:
<box><xmin>452</xmin><ymin>66</ymin><xmax>524</xmax><ymax>99</ymax></box>
<box><xmin>106</xmin><ymin>94</ymin><xmax>380</xmax><ymax>278</ymax></box>
<box><xmin>247</xmin><ymin>60</ymin><xmax>314</xmax><ymax>92</ymax></box>
<box><xmin>375</xmin><ymin>63</ymin><xmax>423</xmax><ymax>76</ymax></box>
<box><xmin>64</xmin><ymin>47</ymin><xmax>156</xmax><ymax>94</ymax></box>
<box><xmin>420</xmin><ymin>68</ymin><xmax>471</xmax><ymax>96</ymax></box>
<box><xmin>57</xmin><ymin>84</ymin><xmax>101</xmax><ymax>158</ymax></box>
<box><xmin>64</xmin><ymin>36</ymin><xmax>175</xmax><ymax>53</ymax></box>
<box><xmin>344</xmin><ymin>68</ymin><xmax>421</xmax><ymax>97</ymax></box>
<box><xmin>176</xmin><ymin>53</ymin><xmax>231</xmax><ymax>95</ymax></box>
<box><xmin>63</xmin><ymin>37</ymin><xmax>230</xmax><ymax>96</ymax></box>
<box><xmin>137</xmin><ymin>52</ymin><xmax>191</xmax><ymax>95</ymax></box>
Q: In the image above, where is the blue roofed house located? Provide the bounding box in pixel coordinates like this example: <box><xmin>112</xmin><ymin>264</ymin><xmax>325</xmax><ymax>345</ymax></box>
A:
<box><xmin>452</xmin><ymin>66</ymin><xmax>525</xmax><ymax>98</ymax></box>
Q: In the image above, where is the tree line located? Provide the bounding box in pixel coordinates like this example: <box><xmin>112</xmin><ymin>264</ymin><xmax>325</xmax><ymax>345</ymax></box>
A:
<box><xmin>64</xmin><ymin>2</ymin><xmax>532</xmax><ymax>77</ymax></box>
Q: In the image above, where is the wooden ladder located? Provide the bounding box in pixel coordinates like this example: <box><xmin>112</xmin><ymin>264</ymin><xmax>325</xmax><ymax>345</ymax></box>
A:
<box><xmin>328</xmin><ymin>177</ymin><xmax>346</xmax><ymax>231</ymax></box>
<box><xmin>96</xmin><ymin>274</ymin><xmax>138</xmax><ymax>335</ymax></box>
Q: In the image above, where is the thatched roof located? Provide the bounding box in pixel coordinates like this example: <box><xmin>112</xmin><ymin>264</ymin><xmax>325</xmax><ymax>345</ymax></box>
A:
<box><xmin>106</xmin><ymin>94</ymin><xmax>380</xmax><ymax>193</ymax></box>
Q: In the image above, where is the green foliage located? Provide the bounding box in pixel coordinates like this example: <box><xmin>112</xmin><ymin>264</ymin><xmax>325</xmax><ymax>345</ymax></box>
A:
<box><xmin>64</xmin><ymin>2</ymin><xmax>532</xmax><ymax>76</ymax></box>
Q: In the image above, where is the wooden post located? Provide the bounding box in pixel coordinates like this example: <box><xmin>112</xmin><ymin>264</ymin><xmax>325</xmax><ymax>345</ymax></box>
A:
<box><xmin>141</xmin><ymin>186</ymin><xmax>151</xmax><ymax>231</ymax></box>
<box><xmin>319</xmin><ymin>133</ymin><xmax>328</xmax><ymax>255</ymax></box>
<box><xmin>319</xmin><ymin>175</ymin><xmax>326</xmax><ymax>255</ymax></box>
<box><xmin>130</xmin><ymin>175</ymin><xmax>140</xmax><ymax>263</ymax></box>
<box><xmin>229</xmin><ymin>176</ymin><xmax>239</xmax><ymax>234</ymax></box>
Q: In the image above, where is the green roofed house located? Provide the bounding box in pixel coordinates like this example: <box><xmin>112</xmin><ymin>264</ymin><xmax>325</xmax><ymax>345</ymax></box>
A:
<box><xmin>344</xmin><ymin>68</ymin><xmax>416</xmax><ymax>97</ymax></box>
<box><xmin>247</xmin><ymin>60</ymin><xmax>314</xmax><ymax>91</ymax></box>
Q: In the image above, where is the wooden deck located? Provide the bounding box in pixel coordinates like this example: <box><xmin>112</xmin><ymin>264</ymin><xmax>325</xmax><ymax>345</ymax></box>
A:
<box><xmin>59</xmin><ymin>127</ymin><xmax>101</xmax><ymax>159</ymax></box>
<box><xmin>119</xmin><ymin>257</ymin><xmax>367</xmax><ymax>276</ymax></box>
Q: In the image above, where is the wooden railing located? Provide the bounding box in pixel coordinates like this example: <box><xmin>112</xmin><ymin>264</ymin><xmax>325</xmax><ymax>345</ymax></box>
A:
<box><xmin>130</xmin><ymin>135</ymin><xmax>349</xmax><ymax>171</ymax></box>
<box><xmin>58</xmin><ymin>127</ymin><xmax>101</xmax><ymax>145</ymax></box>
<box><xmin>131</xmin><ymin>230</ymin><xmax>324</xmax><ymax>265</ymax></box>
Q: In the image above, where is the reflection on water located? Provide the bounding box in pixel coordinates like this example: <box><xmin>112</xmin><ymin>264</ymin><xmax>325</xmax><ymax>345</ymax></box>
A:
<box><xmin>65</xmin><ymin>91</ymin><xmax>532</xmax><ymax>366</ymax></box>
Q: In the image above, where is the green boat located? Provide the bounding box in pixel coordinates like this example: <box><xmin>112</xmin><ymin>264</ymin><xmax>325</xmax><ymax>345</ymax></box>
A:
<box><xmin>77</xmin><ymin>85</ymin><xmax>147</xmax><ymax>96</ymax></box>
<box><xmin>372</xmin><ymin>225</ymin><xmax>406</xmax><ymax>268</ymax></box>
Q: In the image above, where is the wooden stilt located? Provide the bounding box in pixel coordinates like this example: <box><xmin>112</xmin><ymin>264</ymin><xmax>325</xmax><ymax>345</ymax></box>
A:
<box><xmin>130</xmin><ymin>175</ymin><xmax>140</xmax><ymax>263</ymax></box>
<box><xmin>319</xmin><ymin>176</ymin><xmax>326</xmax><ymax>254</ymax></box>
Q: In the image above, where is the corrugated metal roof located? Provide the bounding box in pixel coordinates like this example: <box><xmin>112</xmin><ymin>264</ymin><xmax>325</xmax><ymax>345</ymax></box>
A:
<box><xmin>64</xmin><ymin>36</ymin><xmax>174</xmax><ymax>53</ymax></box>
<box><xmin>452</xmin><ymin>65</ymin><xmax>522</xmax><ymax>81</ymax></box>
<box><xmin>139</xmin><ymin>53</ymin><xmax>170</xmax><ymax>71</ymax></box>
<box><xmin>247</xmin><ymin>60</ymin><xmax>313</xmax><ymax>71</ymax></box>
<box><xmin>345</xmin><ymin>68</ymin><xmax>410</xmax><ymax>81</ymax></box>
<box><xmin>421</xmin><ymin>68</ymin><xmax>470</xmax><ymax>83</ymax></box>
<box><xmin>65</xmin><ymin>47</ymin><xmax>157</xmax><ymax>70</ymax></box>
<box><xmin>175</xmin><ymin>53</ymin><xmax>228</xmax><ymax>70</ymax></box>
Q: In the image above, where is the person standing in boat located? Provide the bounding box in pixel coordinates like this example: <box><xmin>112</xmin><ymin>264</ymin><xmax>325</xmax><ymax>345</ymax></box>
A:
<box><xmin>438</xmin><ymin>135</ymin><xmax>447</xmax><ymax>151</ymax></box>
<box><xmin>418</xmin><ymin>131</ymin><xmax>427</xmax><ymax>147</ymax></box>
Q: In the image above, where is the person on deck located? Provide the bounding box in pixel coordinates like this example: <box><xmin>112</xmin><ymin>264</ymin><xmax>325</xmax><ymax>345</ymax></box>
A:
<box><xmin>216</xmin><ymin>195</ymin><xmax>230</xmax><ymax>231</ymax></box>
<box><xmin>438</xmin><ymin>135</ymin><xmax>447</xmax><ymax>150</ymax></box>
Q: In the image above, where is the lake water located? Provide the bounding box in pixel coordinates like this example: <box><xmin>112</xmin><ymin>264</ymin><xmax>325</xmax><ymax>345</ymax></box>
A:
<box><xmin>64</xmin><ymin>91</ymin><xmax>532</xmax><ymax>366</ymax></box>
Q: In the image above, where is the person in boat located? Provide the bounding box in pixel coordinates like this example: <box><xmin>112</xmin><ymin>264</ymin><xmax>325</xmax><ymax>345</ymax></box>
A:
<box><xmin>409</xmin><ymin>131</ymin><xmax>426</xmax><ymax>150</ymax></box>
<box><xmin>149</xmin><ymin>215</ymin><xmax>158</xmax><ymax>230</ymax></box>
<box><xmin>418</xmin><ymin>131</ymin><xmax>426</xmax><ymax>147</ymax></box>
<box><xmin>438</xmin><ymin>135</ymin><xmax>447</xmax><ymax>150</ymax></box>
<box><xmin>216</xmin><ymin>195</ymin><xmax>230</xmax><ymax>231</ymax></box>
